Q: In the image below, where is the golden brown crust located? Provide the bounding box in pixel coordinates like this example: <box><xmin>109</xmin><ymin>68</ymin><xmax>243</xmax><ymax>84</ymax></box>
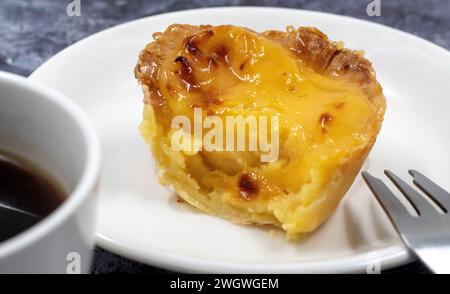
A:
<box><xmin>135</xmin><ymin>25</ymin><xmax>213</xmax><ymax>114</ymax></box>
<box><xmin>135</xmin><ymin>24</ymin><xmax>383</xmax><ymax>111</ymax></box>
<box><xmin>262</xmin><ymin>27</ymin><xmax>383</xmax><ymax>101</ymax></box>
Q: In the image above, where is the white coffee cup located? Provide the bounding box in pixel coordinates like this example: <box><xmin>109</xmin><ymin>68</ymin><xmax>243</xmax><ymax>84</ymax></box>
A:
<box><xmin>0</xmin><ymin>72</ymin><xmax>101</xmax><ymax>273</ymax></box>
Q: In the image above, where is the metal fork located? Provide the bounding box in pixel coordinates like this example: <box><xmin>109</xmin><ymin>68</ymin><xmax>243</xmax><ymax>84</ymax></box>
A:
<box><xmin>362</xmin><ymin>169</ymin><xmax>450</xmax><ymax>274</ymax></box>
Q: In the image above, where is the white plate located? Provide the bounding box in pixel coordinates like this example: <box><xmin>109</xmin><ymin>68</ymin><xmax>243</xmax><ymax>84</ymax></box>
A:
<box><xmin>29</xmin><ymin>7</ymin><xmax>450</xmax><ymax>273</ymax></box>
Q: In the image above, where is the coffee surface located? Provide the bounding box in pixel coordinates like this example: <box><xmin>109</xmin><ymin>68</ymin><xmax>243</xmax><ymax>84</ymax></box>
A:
<box><xmin>0</xmin><ymin>151</ymin><xmax>65</xmax><ymax>243</ymax></box>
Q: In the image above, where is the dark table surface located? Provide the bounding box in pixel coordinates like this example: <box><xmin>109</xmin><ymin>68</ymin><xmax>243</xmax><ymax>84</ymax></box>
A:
<box><xmin>1</xmin><ymin>0</ymin><xmax>448</xmax><ymax>274</ymax></box>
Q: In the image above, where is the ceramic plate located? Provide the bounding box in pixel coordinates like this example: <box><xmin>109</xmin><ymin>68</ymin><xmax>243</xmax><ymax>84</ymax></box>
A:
<box><xmin>29</xmin><ymin>7</ymin><xmax>450</xmax><ymax>273</ymax></box>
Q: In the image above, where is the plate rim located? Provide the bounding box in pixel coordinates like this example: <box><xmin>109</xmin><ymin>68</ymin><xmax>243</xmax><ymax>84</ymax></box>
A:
<box><xmin>30</xmin><ymin>6</ymin><xmax>450</xmax><ymax>81</ymax></box>
<box><xmin>97</xmin><ymin>229</ymin><xmax>411</xmax><ymax>273</ymax></box>
<box><xmin>28</xmin><ymin>6</ymin><xmax>450</xmax><ymax>273</ymax></box>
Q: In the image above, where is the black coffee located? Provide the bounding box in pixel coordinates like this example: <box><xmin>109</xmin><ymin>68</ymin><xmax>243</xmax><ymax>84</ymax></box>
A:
<box><xmin>0</xmin><ymin>151</ymin><xmax>65</xmax><ymax>243</ymax></box>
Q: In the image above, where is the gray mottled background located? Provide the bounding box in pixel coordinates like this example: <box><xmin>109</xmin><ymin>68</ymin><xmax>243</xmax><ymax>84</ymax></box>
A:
<box><xmin>1</xmin><ymin>0</ymin><xmax>448</xmax><ymax>274</ymax></box>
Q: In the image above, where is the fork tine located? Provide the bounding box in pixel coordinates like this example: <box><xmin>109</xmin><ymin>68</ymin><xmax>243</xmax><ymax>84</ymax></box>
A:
<box><xmin>408</xmin><ymin>170</ymin><xmax>450</xmax><ymax>213</ymax></box>
<box><xmin>384</xmin><ymin>170</ymin><xmax>436</xmax><ymax>216</ymax></box>
<box><xmin>362</xmin><ymin>172</ymin><xmax>411</xmax><ymax>227</ymax></box>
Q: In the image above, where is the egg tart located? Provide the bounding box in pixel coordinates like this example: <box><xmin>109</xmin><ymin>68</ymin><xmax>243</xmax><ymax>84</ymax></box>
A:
<box><xmin>135</xmin><ymin>24</ymin><xmax>386</xmax><ymax>237</ymax></box>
